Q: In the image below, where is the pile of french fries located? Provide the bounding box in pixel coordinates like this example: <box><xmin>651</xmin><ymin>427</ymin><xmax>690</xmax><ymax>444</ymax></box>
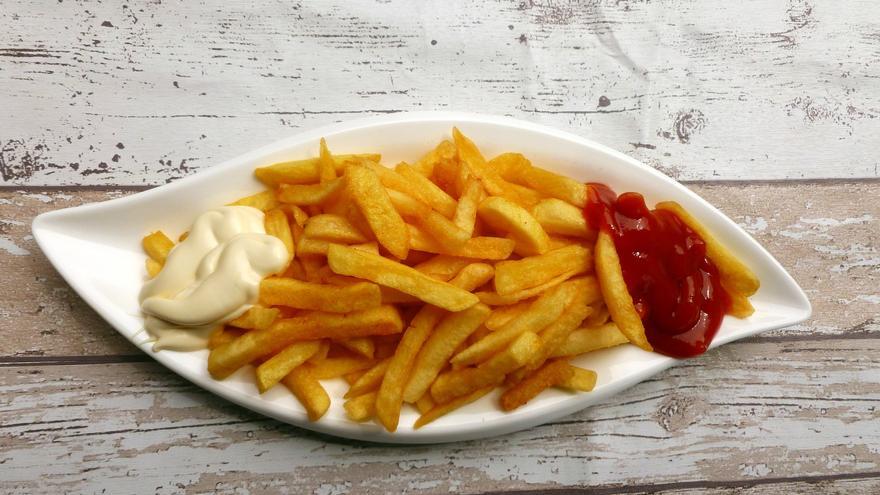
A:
<box><xmin>141</xmin><ymin>129</ymin><xmax>670</xmax><ymax>431</ymax></box>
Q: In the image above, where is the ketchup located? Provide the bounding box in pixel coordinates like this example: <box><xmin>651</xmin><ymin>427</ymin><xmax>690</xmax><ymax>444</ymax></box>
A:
<box><xmin>585</xmin><ymin>183</ymin><xmax>730</xmax><ymax>357</ymax></box>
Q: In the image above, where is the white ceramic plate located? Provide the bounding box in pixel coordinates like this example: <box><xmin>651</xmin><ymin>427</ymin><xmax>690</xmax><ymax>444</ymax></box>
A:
<box><xmin>32</xmin><ymin>112</ymin><xmax>810</xmax><ymax>443</ymax></box>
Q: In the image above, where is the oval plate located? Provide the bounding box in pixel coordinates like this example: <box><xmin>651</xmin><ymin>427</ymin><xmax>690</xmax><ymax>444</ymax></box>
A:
<box><xmin>32</xmin><ymin>112</ymin><xmax>811</xmax><ymax>443</ymax></box>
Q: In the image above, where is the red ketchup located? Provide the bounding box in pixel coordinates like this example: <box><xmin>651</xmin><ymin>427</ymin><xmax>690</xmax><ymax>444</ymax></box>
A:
<box><xmin>585</xmin><ymin>183</ymin><xmax>730</xmax><ymax>357</ymax></box>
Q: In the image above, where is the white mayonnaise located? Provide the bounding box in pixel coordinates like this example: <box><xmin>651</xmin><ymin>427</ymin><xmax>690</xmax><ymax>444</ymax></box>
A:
<box><xmin>139</xmin><ymin>206</ymin><xmax>288</xmax><ymax>351</ymax></box>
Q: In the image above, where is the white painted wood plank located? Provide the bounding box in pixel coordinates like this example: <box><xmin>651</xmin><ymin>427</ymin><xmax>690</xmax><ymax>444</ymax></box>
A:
<box><xmin>1</xmin><ymin>0</ymin><xmax>878</xmax><ymax>185</ymax></box>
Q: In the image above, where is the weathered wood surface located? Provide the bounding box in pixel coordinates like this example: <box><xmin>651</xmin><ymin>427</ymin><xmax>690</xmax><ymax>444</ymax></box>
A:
<box><xmin>1</xmin><ymin>0</ymin><xmax>879</xmax><ymax>185</ymax></box>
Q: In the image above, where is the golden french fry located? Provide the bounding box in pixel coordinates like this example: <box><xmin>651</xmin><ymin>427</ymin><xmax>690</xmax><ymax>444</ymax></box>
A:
<box><xmin>208</xmin><ymin>305</ymin><xmax>403</xmax><ymax>379</ymax></box>
<box><xmin>595</xmin><ymin>231</ymin><xmax>652</xmax><ymax>351</ymax></box>
<box><xmin>282</xmin><ymin>365</ymin><xmax>330</xmax><ymax>421</ymax></box>
<box><xmin>477</xmin><ymin>196</ymin><xmax>550</xmax><ymax>256</ymax></box>
<box><xmin>415</xmin><ymin>393</ymin><xmax>435</xmax><ymax>414</ymax></box>
<box><xmin>453</xmin><ymin>176</ymin><xmax>482</xmax><ymax>236</ymax></box>
<box><xmin>228</xmin><ymin>305</ymin><xmax>281</xmax><ymax>330</ymax></box>
<box><xmin>255</xmin><ymin>153</ymin><xmax>381</xmax><ymax>187</ymax></box>
<box><xmin>207</xmin><ymin>326</ymin><xmax>245</xmax><ymax>350</ymax></box>
<box><xmin>344</xmin><ymin>391</ymin><xmax>377</xmax><ymax>422</ymax></box>
<box><xmin>431</xmin><ymin>331</ymin><xmax>540</xmax><ymax>404</ymax></box>
<box><xmin>309</xmin><ymin>356</ymin><xmax>377</xmax><ymax>380</ymax></box>
<box><xmin>532</xmin><ymin>198</ymin><xmax>593</xmax><ymax>238</ymax></box>
<box><xmin>485</xmin><ymin>301</ymin><xmax>531</xmax><ymax>330</ymax></box>
<box><xmin>526</xmin><ymin>297</ymin><xmax>592</xmax><ymax>371</ymax></box>
<box><xmin>557</xmin><ymin>366</ymin><xmax>597</xmax><ymax>392</ymax></box>
<box><xmin>309</xmin><ymin>340</ymin><xmax>331</xmax><ymax>363</ymax></box>
<box><xmin>494</xmin><ymin>245</ymin><xmax>592</xmax><ymax>295</ymax></box>
<box><xmin>380</xmin><ymin>286</ymin><xmax>422</xmax><ymax>304</ymax></box>
<box><xmin>346</xmin><ymin>164</ymin><xmax>410</xmax><ymax>259</ymax></box>
<box><xmin>344</xmin><ymin>358</ymin><xmax>390</xmax><ymax>398</ymax></box>
<box><xmin>549</xmin><ymin>322</ymin><xmax>629</xmax><ymax>358</ymax></box>
<box><xmin>142</xmin><ymin>231</ymin><xmax>174</xmax><ymax>263</ymax></box>
<box><xmin>414</xmin><ymin>386</ymin><xmax>494</xmax><ymax>429</ymax></box>
<box><xmin>344</xmin><ymin>371</ymin><xmax>365</xmax><ymax>385</ymax></box>
<box><xmin>415</xmin><ymin>139</ymin><xmax>456</xmax><ymax>178</ymax></box>
<box><xmin>475</xmin><ymin>271</ymin><xmax>587</xmax><ymax>306</ymax></box>
<box><xmin>260</xmin><ymin>277</ymin><xmax>382</xmax><ymax>313</ymax></box>
<box><xmin>294</xmin><ymin>238</ymin><xmax>332</xmax><ymax>256</ymax></box>
<box><xmin>401</xmin><ymin>303</ymin><xmax>491</xmax><ymax>403</ymax></box>
<box><xmin>145</xmin><ymin>258</ymin><xmax>162</xmax><ymax>278</ymax></box>
<box><xmin>387</xmin><ymin>189</ymin><xmax>470</xmax><ymax>247</ymax></box>
<box><xmin>500</xmin><ymin>359</ymin><xmax>573</xmax><ymax>411</ymax></box>
<box><xmin>264</xmin><ymin>208</ymin><xmax>295</xmax><ymax>259</ymax></box>
<box><xmin>337</xmin><ymin>337</ymin><xmax>376</xmax><ymax>359</ymax></box>
<box><xmin>407</xmin><ymin>225</ymin><xmax>515</xmax><ymax>260</ymax></box>
<box><xmin>413</xmin><ymin>255</ymin><xmax>474</xmax><ymax>281</ymax></box>
<box><xmin>395</xmin><ymin>163</ymin><xmax>457</xmax><ymax>218</ymax></box>
<box><xmin>318</xmin><ymin>138</ymin><xmax>337</xmax><ymax>182</ymax></box>
<box><xmin>448</xmin><ymin>263</ymin><xmax>495</xmax><ymax>291</ymax></box>
<box><xmin>583</xmin><ymin>303</ymin><xmax>610</xmax><ymax>327</ymax></box>
<box><xmin>452</xmin><ymin>128</ymin><xmax>537</xmax><ymax>208</ymax></box>
<box><xmin>500</xmin><ymin>156</ymin><xmax>586</xmax><ymax>208</ymax></box>
<box><xmin>277</xmin><ymin>178</ymin><xmax>345</xmax><ymax>206</ymax></box>
<box><xmin>229</xmin><ymin>190</ymin><xmax>279</xmax><ymax>212</ymax></box>
<box><xmin>303</xmin><ymin>214</ymin><xmax>369</xmax><ymax>244</ymax></box>
<box><xmin>327</xmin><ymin>244</ymin><xmax>478</xmax><ymax>311</ymax></box>
<box><xmin>452</xmin><ymin>279</ymin><xmax>581</xmax><ymax>367</ymax></box>
<box><xmin>286</xmin><ymin>204</ymin><xmax>310</xmax><ymax>228</ymax></box>
<box><xmin>655</xmin><ymin>201</ymin><xmax>760</xmax><ymax>317</ymax></box>
<box><xmin>255</xmin><ymin>341</ymin><xmax>321</xmax><ymax>393</ymax></box>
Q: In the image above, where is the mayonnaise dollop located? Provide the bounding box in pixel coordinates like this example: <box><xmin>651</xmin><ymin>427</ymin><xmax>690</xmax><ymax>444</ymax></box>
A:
<box><xmin>139</xmin><ymin>206</ymin><xmax>288</xmax><ymax>351</ymax></box>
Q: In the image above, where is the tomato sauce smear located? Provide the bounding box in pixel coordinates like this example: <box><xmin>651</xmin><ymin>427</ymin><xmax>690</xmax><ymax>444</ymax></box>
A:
<box><xmin>585</xmin><ymin>183</ymin><xmax>730</xmax><ymax>358</ymax></box>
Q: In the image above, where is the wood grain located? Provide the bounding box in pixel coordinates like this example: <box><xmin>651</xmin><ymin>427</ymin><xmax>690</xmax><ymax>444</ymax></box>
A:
<box><xmin>1</xmin><ymin>0</ymin><xmax>879</xmax><ymax>186</ymax></box>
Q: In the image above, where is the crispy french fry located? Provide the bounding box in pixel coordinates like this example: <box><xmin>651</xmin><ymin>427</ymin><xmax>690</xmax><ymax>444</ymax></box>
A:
<box><xmin>401</xmin><ymin>303</ymin><xmax>491</xmax><ymax>403</ymax></box>
<box><xmin>230</xmin><ymin>190</ymin><xmax>279</xmax><ymax>212</ymax></box>
<box><xmin>387</xmin><ymin>189</ymin><xmax>470</xmax><ymax>247</ymax></box>
<box><xmin>549</xmin><ymin>322</ymin><xmax>629</xmax><ymax>358</ymax></box>
<box><xmin>475</xmin><ymin>270</ymin><xmax>581</xmax><ymax>306</ymax></box>
<box><xmin>327</xmin><ymin>244</ymin><xmax>478</xmax><ymax>312</ymax></box>
<box><xmin>414</xmin><ymin>386</ymin><xmax>494</xmax><ymax>429</ymax></box>
<box><xmin>208</xmin><ymin>306</ymin><xmax>403</xmax><ymax>379</ymax></box>
<box><xmin>142</xmin><ymin>231</ymin><xmax>174</xmax><ymax>263</ymax></box>
<box><xmin>413</xmin><ymin>255</ymin><xmax>474</xmax><ymax>281</ymax></box>
<box><xmin>309</xmin><ymin>356</ymin><xmax>376</xmax><ymax>380</ymax></box>
<box><xmin>303</xmin><ymin>214</ymin><xmax>369</xmax><ymax>244</ymax></box>
<box><xmin>532</xmin><ymin>198</ymin><xmax>593</xmax><ymax>238</ymax></box>
<box><xmin>337</xmin><ymin>337</ymin><xmax>376</xmax><ymax>359</ymax></box>
<box><xmin>318</xmin><ymin>138</ymin><xmax>337</xmax><ymax>182</ymax></box>
<box><xmin>255</xmin><ymin>153</ymin><xmax>381</xmax><ymax>187</ymax></box>
<box><xmin>494</xmin><ymin>245</ymin><xmax>592</xmax><ymax>295</ymax></box>
<box><xmin>431</xmin><ymin>331</ymin><xmax>540</xmax><ymax>404</ymax></box>
<box><xmin>346</xmin><ymin>164</ymin><xmax>410</xmax><ymax>259</ymax></box>
<box><xmin>260</xmin><ymin>277</ymin><xmax>382</xmax><ymax>313</ymax></box>
<box><xmin>478</xmin><ymin>196</ymin><xmax>550</xmax><ymax>256</ymax></box>
<box><xmin>415</xmin><ymin>139</ymin><xmax>456</xmax><ymax>178</ymax></box>
<box><xmin>527</xmin><ymin>297</ymin><xmax>592</xmax><ymax>371</ymax></box>
<box><xmin>415</xmin><ymin>393</ymin><xmax>435</xmax><ymax>414</ymax></box>
<box><xmin>282</xmin><ymin>365</ymin><xmax>330</xmax><ymax>421</ymax></box>
<box><xmin>583</xmin><ymin>303</ymin><xmax>610</xmax><ymax>327</ymax></box>
<box><xmin>285</xmin><ymin>204</ymin><xmax>310</xmax><ymax>228</ymax></box>
<box><xmin>255</xmin><ymin>341</ymin><xmax>321</xmax><ymax>393</ymax></box>
<box><xmin>500</xmin><ymin>359</ymin><xmax>573</xmax><ymax>411</ymax></box>
<box><xmin>453</xmin><ymin>176</ymin><xmax>482</xmax><ymax>236</ymax></box>
<box><xmin>380</xmin><ymin>286</ymin><xmax>422</xmax><ymax>304</ymax></box>
<box><xmin>500</xmin><ymin>157</ymin><xmax>587</xmax><ymax>208</ymax></box>
<box><xmin>145</xmin><ymin>258</ymin><xmax>162</xmax><ymax>278</ymax></box>
<box><xmin>595</xmin><ymin>231</ymin><xmax>652</xmax><ymax>351</ymax></box>
<box><xmin>277</xmin><ymin>178</ymin><xmax>345</xmax><ymax>206</ymax></box>
<box><xmin>344</xmin><ymin>391</ymin><xmax>377</xmax><ymax>422</ymax></box>
<box><xmin>448</xmin><ymin>263</ymin><xmax>495</xmax><ymax>291</ymax></box>
<box><xmin>207</xmin><ymin>326</ymin><xmax>246</xmax><ymax>350</ymax></box>
<box><xmin>395</xmin><ymin>163</ymin><xmax>458</xmax><ymax>218</ymax></box>
<box><xmin>265</xmin><ymin>208</ymin><xmax>295</xmax><ymax>259</ymax></box>
<box><xmin>344</xmin><ymin>358</ymin><xmax>390</xmax><ymax>398</ymax></box>
<box><xmin>485</xmin><ymin>301</ymin><xmax>531</xmax><ymax>330</ymax></box>
<box><xmin>407</xmin><ymin>225</ymin><xmax>515</xmax><ymax>260</ymax></box>
<box><xmin>309</xmin><ymin>340</ymin><xmax>331</xmax><ymax>363</ymax></box>
<box><xmin>228</xmin><ymin>305</ymin><xmax>281</xmax><ymax>330</ymax></box>
<box><xmin>453</xmin><ymin>128</ymin><xmax>537</xmax><ymax>208</ymax></box>
<box><xmin>452</xmin><ymin>279</ymin><xmax>581</xmax><ymax>367</ymax></box>
<box><xmin>557</xmin><ymin>366</ymin><xmax>597</xmax><ymax>392</ymax></box>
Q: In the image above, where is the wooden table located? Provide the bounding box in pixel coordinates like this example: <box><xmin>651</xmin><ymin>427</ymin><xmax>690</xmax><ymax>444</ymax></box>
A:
<box><xmin>2</xmin><ymin>1</ymin><xmax>878</xmax><ymax>493</ymax></box>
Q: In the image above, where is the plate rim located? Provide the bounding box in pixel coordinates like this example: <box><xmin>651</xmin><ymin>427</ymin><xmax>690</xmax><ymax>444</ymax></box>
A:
<box><xmin>31</xmin><ymin>111</ymin><xmax>812</xmax><ymax>444</ymax></box>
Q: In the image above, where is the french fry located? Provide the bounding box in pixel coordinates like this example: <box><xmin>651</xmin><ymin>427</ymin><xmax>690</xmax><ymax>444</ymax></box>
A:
<box><xmin>207</xmin><ymin>326</ymin><xmax>246</xmax><ymax>350</ymax></box>
<box><xmin>414</xmin><ymin>386</ymin><xmax>494</xmax><ymax>429</ymax></box>
<box><xmin>395</xmin><ymin>163</ymin><xmax>458</xmax><ymax>218</ymax></box>
<box><xmin>264</xmin><ymin>208</ymin><xmax>295</xmax><ymax>259</ymax></box>
<box><xmin>477</xmin><ymin>196</ymin><xmax>550</xmax><ymax>256</ymax></box>
<box><xmin>453</xmin><ymin>128</ymin><xmax>537</xmax><ymax>208</ymax></box>
<box><xmin>230</xmin><ymin>190</ymin><xmax>279</xmax><ymax>212</ymax></box>
<box><xmin>655</xmin><ymin>201</ymin><xmax>760</xmax><ymax>317</ymax></box>
<box><xmin>401</xmin><ymin>303</ymin><xmax>491</xmax><ymax>404</ymax></box>
<box><xmin>327</xmin><ymin>244</ymin><xmax>478</xmax><ymax>312</ymax></box>
<box><xmin>318</xmin><ymin>138</ymin><xmax>337</xmax><ymax>182</ymax></box>
<box><xmin>303</xmin><ymin>214</ymin><xmax>369</xmax><ymax>244</ymax></box>
<box><xmin>407</xmin><ymin>225</ymin><xmax>515</xmax><ymax>260</ymax></box>
<box><xmin>344</xmin><ymin>371</ymin><xmax>365</xmax><ymax>385</ymax></box>
<box><xmin>145</xmin><ymin>258</ymin><xmax>162</xmax><ymax>278</ymax></box>
<box><xmin>277</xmin><ymin>178</ymin><xmax>345</xmax><ymax>206</ymax></box>
<box><xmin>557</xmin><ymin>366</ymin><xmax>597</xmax><ymax>392</ymax></box>
<box><xmin>526</xmin><ymin>297</ymin><xmax>592</xmax><ymax>371</ymax></box>
<box><xmin>344</xmin><ymin>391</ymin><xmax>377</xmax><ymax>422</ymax></box>
<box><xmin>415</xmin><ymin>393</ymin><xmax>435</xmax><ymax>414</ymax></box>
<box><xmin>494</xmin><ymin>245</ymin><xmax>592</xmax><ymax>295</ymax></box>
<box><xmin>549</xmin><ymin>322</ymin><xmax>629</xmax><ymax>358</ymax></box>
<box><xmin>260</xmin><ymin>277</ymin><xmax>382</xmax><ymax>313</ymax></box>
<box><xmin>595</xmin><ymin>231</ymin><xmax>652</xmax><ymax>351</ymax></box>
<box><xmin>309</xmin><ymin>340</ymin><xmax>331</xmax><ymax>363</ymax></box>
<box><xmin>228</xmin><ymin>305</ymin><xmax>281</xmax><ymax>330</ymax></box>
<box><xmin>583</xmin><ymin>303</ymin><xmax>610</xmax><ymax>327</ymax></box>
<box><xmin>485</xmin><ymin>301</ymin><xmax>531</xmax><ymax>330</ymax></box>
<box><xmin>282</xmin><ymin>365</ymin><xmax>330</xmax><ymax>421</ymax></box>
<box><xmin>415</xmin><ymin>139</ymin><xmax>456</xmax><ymax>178</ymax></box>
<box><xmin>452</xmin><ymin>280</ymin><xmax>580</xmax><ymax>367</ymax></box>
<box><xmin>413</xmin><ymin>255</ymin><xmax>474</xmax><ymax>281</ymax></box>
<box><xmin>387</xmin><ymin>189</ymin><xmax>470</xmax><ymax>247</ymax></box>
<box><xmin>532</xmin><ymin>198</ymin><xmax>593</xmax><ymax>238</ymax></box>
<box><xmin>142</xmin><ymin>231</ymin><xmax>174</xmax><ymax>264</ymax></box>
<box><xmin>500</xmin><ymin>359</ymin><xmax>573</xmax><ymax>411</ymax></box>
<box><xmin>255</xmin><ymin>153</ymin><xmax>381</xmax><ymax>187</ymax></box>
<box><xmin>286</xmin><ymin>204</ymin><xmax>310</xmax><ymax>228</ymax></box>
<box><xmin>309</xmin><ymin>356</ymin><xmax>377</xmax><ymax>380</ymax></box>
<box><xmin>475</xmin><ymin>270</ymin><xmax>585</xmax><ymax>306</ymax></box>
<box><xmin>500</xmin><ymin>157</ymin><xmax>587</xmax><ymax>208</ymax></box>
<box><xmin>255</xmin><ymin>341</ymin><xmax>321</xmax><ymax>393</ymax></box>
<box><xmin>344</xmin><ymin>358</ymin><xmax>390</xmax><ymax>398</ymax></box>
<box><xmin>208</xmin><ymin>305</ymin><xmax>403</xmax><ymax>379</ymax></box>
<box><xmin>346</xmin><ymin>164</ymin><xmax>410</xmax><ymax>259</ymax></box>
<box><xmin>431</xmin><ymin>331</ymin><xmax>540</xmax><ymax>404</ymax></box>
<box><xmin>337</xmin><ymin>337</ymin><xmax>376</xmax><ymax>359</ymax></box>
<box><xmin>453</xmin><ymin>176</ymin><xmax>482</xmax><ymax>236</ymax></box>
